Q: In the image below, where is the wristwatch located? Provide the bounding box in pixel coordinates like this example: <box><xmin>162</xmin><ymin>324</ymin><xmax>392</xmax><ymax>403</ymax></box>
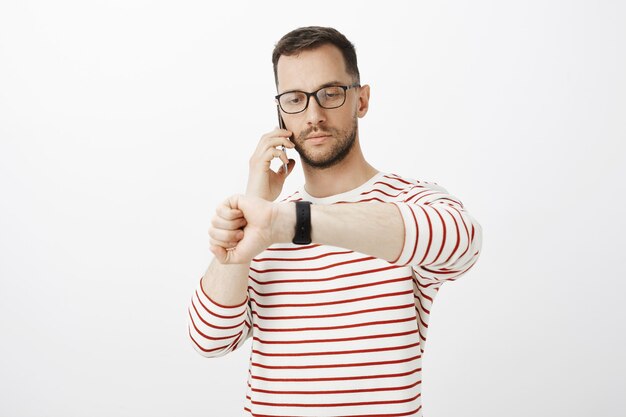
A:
<box><xmin>292</xmin><ymin>200</ymin><xmax>312</xmax><ymax>245</ymax></box>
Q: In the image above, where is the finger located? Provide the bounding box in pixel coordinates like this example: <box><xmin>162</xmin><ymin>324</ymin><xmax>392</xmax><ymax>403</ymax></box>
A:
<box><xmin>262</xmin><ymin>136</ymin><xmax>295</xmax><ymax>151</ymax></box>
<box><xmin>263</xmin><ymin>128</ymin><xmax>293</xmax><ymax>139</ymax></box>
<box><xmin>212</xmin><ymin>206</ymin><xmax>246</xmax><ymax>222</ymax></box>
<box><xmin>216</xmin><ymin>203</ymin><xmax>243</xmax><ymax>220</ymax></box>
<box><xmin>209</xmin><ymin>228</ymin><xmax>244</xmax><ymax>244</ymax></box>
<box><xmin>211</xmin><ymin>215</ymin><xmax>247</xmax><ymax>230</ymax></box>
<box><xmin>279</xmin><ymin>159</ymin><xmax>295</xmax><ymax>175</ymax></box>
<box><xmin>254</xmin><ymin>130</ymin><xmax>293</xmax><ymax>155</ymax></box>
<box><xmin>250</xmin><ymin>138</ymin><xmax>294</xmax><ymax>168</ymax></box>
<box><xmin>251</xmin><ymin>147</ymin><xmax>284</xmax><ymax>171</ymax></box>
<box><xmin>210</xmin><ymin>236</ymin><xmax>239</xmax><ymax>249</ymax></box>
<box><xmin>262</xmin><ymin>147</ymin><xmax>289</xmax><ymax>167</ymax></box>
<box><xmin>276</xmin><ymin>148</ymin><xmax>289</xmax><ymax>166</ymax></box>
<box><xmin>226</xmin><ymin>194</ymin><xmax>243</xmax><ymax>214</ymax></box>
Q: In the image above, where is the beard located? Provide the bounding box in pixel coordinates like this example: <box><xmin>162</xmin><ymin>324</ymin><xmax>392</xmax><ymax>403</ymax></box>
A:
<box><xmin>293</xmin><ymin>117</ymin><xmax>358</xmax><ymax>169</ymax></box>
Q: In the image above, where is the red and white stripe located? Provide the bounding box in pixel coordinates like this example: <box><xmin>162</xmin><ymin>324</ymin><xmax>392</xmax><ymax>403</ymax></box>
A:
<box><xmin>188</xmin><ymin>172</ymin><xmax>482</xmax><ymax>416</ymax></box>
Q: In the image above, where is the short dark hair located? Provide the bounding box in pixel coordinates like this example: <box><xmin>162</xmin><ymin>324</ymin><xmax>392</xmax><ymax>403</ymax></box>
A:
<box><xmin>272</xmin><ymin>26</ymin><xmax>360</xmax><ymax>89</ymax></box>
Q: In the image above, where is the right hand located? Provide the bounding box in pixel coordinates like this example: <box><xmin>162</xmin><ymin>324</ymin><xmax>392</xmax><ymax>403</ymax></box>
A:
<box><xmin>209</xmin><ymin>200</ymin><xmax>247</xmax><ymax>252</ymax></box>
<box><xmin>245</xmin><ymin>127</ymin><xmax>296</xmax><ymax>201</ymax></box>
<box><xmin>209</xmin><ymin>194</ymin><xmax>276</xmax><ymax>264</ymax></box>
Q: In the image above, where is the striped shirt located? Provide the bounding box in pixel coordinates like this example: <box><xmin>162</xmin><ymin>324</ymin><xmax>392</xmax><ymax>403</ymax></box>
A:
<box><xmin>188</xmin><ymin>171</ymin><xmax>483</xmax><ymax>416</ymax></box>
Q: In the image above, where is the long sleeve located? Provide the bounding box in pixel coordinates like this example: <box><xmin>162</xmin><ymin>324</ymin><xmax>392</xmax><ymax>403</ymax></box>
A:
<box><xmin>386</xmin><ymin>182</ymin><xmax>483</xmax><ymax>353</ymax></box>
<box><xmin>389</xmin><ymin>183</ymin><xmax>483</xmax><ymax>283</ymax></box>
<box><xmin>187</xmin><ymin>277</ymin><xmax>252</xmax><ymax>358</ymax></box>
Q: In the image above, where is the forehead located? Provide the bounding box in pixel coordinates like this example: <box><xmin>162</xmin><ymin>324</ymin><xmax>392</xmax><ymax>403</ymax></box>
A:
<box><xmin>276</xmin><ymin>43</ymin><xmax>350</xmax><ymax>93</ymax></box>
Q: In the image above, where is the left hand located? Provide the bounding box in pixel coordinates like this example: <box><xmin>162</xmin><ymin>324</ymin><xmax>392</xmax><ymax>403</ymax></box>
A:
<box><xmin>209</xmin><ymin>194</ymin><xmax>277</xmax><ymax>264</ymax></box>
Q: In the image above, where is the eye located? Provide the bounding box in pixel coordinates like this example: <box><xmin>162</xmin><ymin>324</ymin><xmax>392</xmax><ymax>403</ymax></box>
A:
<box><xmin>322</xmin><ymin>87</ymin><xmax>343</xmax><ymax>99</ymax></box>
<box><xmin>281</xmin><ymin>92</ymin><xmax>305</xmax><ymax>106</ymax></box>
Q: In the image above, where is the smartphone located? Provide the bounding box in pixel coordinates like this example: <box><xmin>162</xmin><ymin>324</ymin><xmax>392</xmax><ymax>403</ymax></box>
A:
<box><xmin>276</xmin><ymin>106</ymin><xmax>292</xmax><ymax>175</ymax></box>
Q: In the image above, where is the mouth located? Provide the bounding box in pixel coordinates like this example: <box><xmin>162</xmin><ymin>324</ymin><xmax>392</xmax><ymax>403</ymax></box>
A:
<box><xmin>306</xmin><ymin>135</ymin><xmax>330</xmax><ymax>144</ymax></box>
<box><xmin>305</xmin><ymin>132</ymin><xmax>330</xmax><ymax>140</ymax></box>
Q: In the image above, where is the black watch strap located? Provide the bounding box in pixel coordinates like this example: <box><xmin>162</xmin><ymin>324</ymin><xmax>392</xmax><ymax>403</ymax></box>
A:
<box><xmin>292</xmin><ymin>201</ymin><xmax>312</xmax><ymax>245</ymax></box>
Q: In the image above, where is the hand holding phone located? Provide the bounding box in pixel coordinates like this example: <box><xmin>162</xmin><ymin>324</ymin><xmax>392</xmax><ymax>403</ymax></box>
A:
<box><xmin>277</xmin><ymin>107</ymin><xmax>293</xmax><ymax>175</ymax></box>
<box><xmin>244</xmin><ymin>117</ymin><xmax>295</xmax><ymax>201</ymax></box>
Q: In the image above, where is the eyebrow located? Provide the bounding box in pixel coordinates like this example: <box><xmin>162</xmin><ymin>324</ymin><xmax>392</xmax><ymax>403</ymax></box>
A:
<box><xmin>279</xmin><ymin>80</ymin><xmax>345</xmax><ymax>95</ymax></box>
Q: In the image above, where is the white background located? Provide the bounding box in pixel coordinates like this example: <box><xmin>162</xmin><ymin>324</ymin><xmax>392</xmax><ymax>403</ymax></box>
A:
<box><xmin>1</xmin><ymin>1</ymin><xmax>625</xmax><ymax>416</ymax></box>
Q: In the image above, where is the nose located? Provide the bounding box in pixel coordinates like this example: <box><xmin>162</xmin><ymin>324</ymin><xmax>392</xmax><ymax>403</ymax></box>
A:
<box><xmin>304</xmin><ymin>95</ymin><xmax>327</xmax><ymax>127</ymax></box>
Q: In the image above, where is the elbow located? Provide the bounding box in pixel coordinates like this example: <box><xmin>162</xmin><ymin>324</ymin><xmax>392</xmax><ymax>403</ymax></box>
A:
<box><xmin>186</xmin><ymin>304</ymin><xmax>251</xmax><ymax>358</ymax></box>
<box><xmin>186</xmin><ymin>280</ymin><xmax>252</xmax><ymax>358</ymax></box>
<box><xmin>188</xmin><ymin>325</ymin><xmax>246</xmax><ymax>358</ymax></box>
<box><xmin>421</xmin><ymin>214</ymin><xmax>483</xmax><ymax>277</ymax></box>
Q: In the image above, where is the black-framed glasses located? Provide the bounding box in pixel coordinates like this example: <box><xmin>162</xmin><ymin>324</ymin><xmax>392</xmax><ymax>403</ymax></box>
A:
<box><xmin>275</xmin><ymin>83</ymin><xmax>360</xmax><ymax>114</ymax></box>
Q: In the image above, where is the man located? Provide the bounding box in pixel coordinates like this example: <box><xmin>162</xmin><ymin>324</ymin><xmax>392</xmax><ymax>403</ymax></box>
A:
<box><xmin>188</xmin><ymin>26</ymin><xmax>482</xmax><ymax>417</ymax></box>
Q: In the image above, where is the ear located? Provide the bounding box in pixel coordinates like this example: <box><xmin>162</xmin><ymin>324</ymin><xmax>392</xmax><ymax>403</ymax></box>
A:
<box><xmin>356</xmin><ymin>84</ymin><xmax>371</xmax><ymax>118</ymax></box>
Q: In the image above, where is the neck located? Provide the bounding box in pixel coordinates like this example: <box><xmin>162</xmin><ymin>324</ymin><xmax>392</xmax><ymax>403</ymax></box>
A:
<box><xmin>301</xmin><ymin>138</ymin><xmax>379</xmax><ymax>198</ymax></box>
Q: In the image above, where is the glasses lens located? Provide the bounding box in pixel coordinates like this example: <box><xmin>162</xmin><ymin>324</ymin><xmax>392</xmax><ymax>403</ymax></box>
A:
<box><xmin>318</xmin><ymin>86</ymin><xmax>345</xmax><ymax>109</ymax></box>
<box><xmin>279</xmin><ymin>91</ymin><xmax>307</xmax><ymax>113</ymax></box>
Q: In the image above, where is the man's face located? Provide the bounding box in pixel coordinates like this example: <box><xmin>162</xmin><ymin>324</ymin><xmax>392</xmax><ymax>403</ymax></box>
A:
<box><xmin>276</xmin><ymin>43</ymin><xmax>369</xmax><ymax>169</ymax></box>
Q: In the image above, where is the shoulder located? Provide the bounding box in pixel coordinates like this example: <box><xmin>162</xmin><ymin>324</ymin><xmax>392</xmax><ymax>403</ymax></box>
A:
<box><xmin>382</xmin><ymin>172</ymin><xmax>464</xmax><ymax>207</ymax></box>
<box><xmin>382</xmin><ymin>172</ymin><xmax>449</xmax><ymax>194</ymax></box>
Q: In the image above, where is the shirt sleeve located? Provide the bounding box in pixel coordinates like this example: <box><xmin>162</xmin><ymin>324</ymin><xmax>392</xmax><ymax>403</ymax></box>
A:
<box><xmin>388</xmin><ymin>183</ymin><xmax>483</xmax><ymax>283</ymax></box>
<box><xmin>187</xmin><ymin>276</ymin><xmax>252</xmax><ymax>358</ymax></box>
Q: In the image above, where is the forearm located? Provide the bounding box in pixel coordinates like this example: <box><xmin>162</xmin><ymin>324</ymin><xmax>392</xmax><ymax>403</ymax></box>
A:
<box><xmin>188</xmin><ymin>211</ymin><xmax>254</xmax><ymax>358</ymax></box>
<box><xmin>275</xmin><ymin>201</ymin><xmax>405</xmax><ymax>263</ymax></box>
<box><xmin>201</xmin><ymin>257</ymin><xmax>249</xmax><ymax>306</ymax></box>
<box><xmin>188</xmin><ymin>259</ymin><xmax>251</xmax><ymax>358</ymax></box>
<box><xmin>274</xmin><ymin>198</ymin><xmax>481</xmax><ymax>272</ymax></box>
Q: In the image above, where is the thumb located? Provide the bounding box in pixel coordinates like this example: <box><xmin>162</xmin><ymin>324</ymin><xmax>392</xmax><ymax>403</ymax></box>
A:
<box><xmin>226</xmin><ymin>193</ymin><xmax>243</xmax><ymax>211</ymax></box>
<box><xmin>211</xmin><ymin>244</ymin><xmax>237</xmax><ymax>264</ymax></box>
<box><xmin>210</xmin><ymin>245</ymin><xmax>226</xmax><ymax>263</ymax></box>
<box><xmin>281</xmin><ymin>159</ymin><xmax>296</xmax><ymax>176</ymax></box>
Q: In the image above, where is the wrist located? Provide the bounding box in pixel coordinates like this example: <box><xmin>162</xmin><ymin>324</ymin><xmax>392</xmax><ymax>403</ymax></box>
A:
<box><xmin>271</xmin><ymin>202</ymin><xmax>297</xmax><ymax>244</ymax></box>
